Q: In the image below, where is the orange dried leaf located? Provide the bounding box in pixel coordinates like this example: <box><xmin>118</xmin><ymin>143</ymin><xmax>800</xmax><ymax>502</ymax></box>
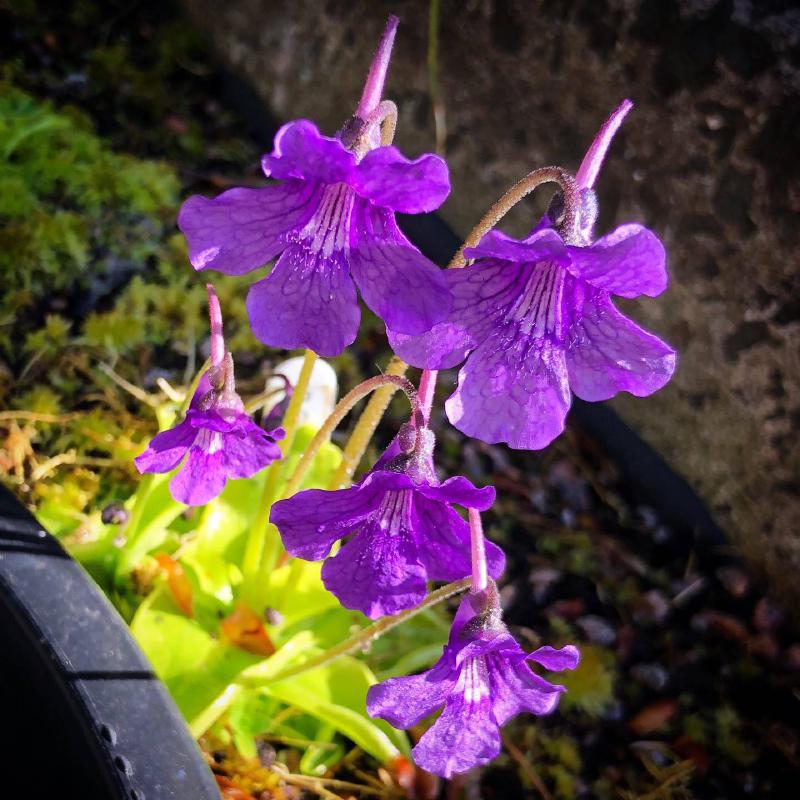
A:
<box><xmin>154</xmin><ymin>552</ymin><xmax>193</xmax><ymax>617</ymax></box>
<box><xmin>389</xmin><ymin>754</ymin><xmax>438</xmax><ymax>800</ymax></box>
<box><xmin>214</xmin><ymin>775</ymin><xmax>257</xmax><ymax>800</ymax></box>
<box><xmin>629</xmin><ymin>698</ymin><xmax>679</xmax><ymax>735</ymax></box>
<box><xmin>220</xmin><ymin>602</ymin><xmax>276</xmax><ymax>656</ymax></box>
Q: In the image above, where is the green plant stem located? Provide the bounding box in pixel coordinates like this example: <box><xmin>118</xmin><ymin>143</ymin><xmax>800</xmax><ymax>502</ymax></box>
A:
<box><xmin>242</xmin><ymin>350</ymin><xmax>317</xmax><ymax>588</ymax></box>
<box><xmin>327</xmin><ymin>356</ymin><xmax>409</xmax><ymax>490</ymax></box>
<box><xmin>123</xmin><ymin>472</ymin><xmax>155</xmax><ymax>540</ymax></box>
<box><xmin>282</xmin><ymin>373</ymin><xmax>417</xmax><ymax>500</ymax></box>
<box><xmin>189</xmin><ymin>683</ymin><xmax>240</xmax><ymax>739</ymax></box>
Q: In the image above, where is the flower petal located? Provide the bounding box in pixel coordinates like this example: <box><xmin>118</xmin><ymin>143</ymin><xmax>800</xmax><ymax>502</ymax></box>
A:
<box><xmin>246</xmin><ymin>244</ymin><xmax>360</xmax><ymax>357</ymax></box>
<box><xmin>388</xmin><ymin>258</ymin><xmax>523</xmax><ymax>370</ymax></box>
<box><xmin>271</xmin><ymin>472</ymin><xmax>399</xmax><ymax>561</ymax></box>
<box><xmin>412</xmin><ymin>496</ymin><xmax>505</xmax><ymax>582</ymax></box>
<box><xmin>367</xmin><ymin>655</ymin><xmax>455</xmax><ymax>728</ymax></box>
<box><xmin>488</xmin><ymin>654</ymin><xmax>565</xmax><ymax>725</ymax></box>
<box><xmin>566</xmin><ymin>223</ymin><xmax>667</xmax><ymax>298</ymax></box>
<box><xmin>353</xmin><ymin>146</ymin><xmax>449</xmax><ymax>213</ymax></box>
<box><xmin>178</xmin><ymin>182</ymin><xmax>316</xmax><ymax>275</ymax></box>
<box><xmin>169</xmin><ymin>448</ymin><xmax>227</xmax><ymax>506</ymax></box>
<box><xmin>446</xmin><ymin>330</ymin><xmax>571</xmax><ymax>450</ymax></box>
<box><xmin>565</xmin><ymin>292</ymin><xmax>676</xmax><ymax>402</ymax></box>
<box><xmin>415</xmin><ymin>476</ymin><xmax>495</xmax><ymax>511</ymax></box>
<box><xmin>349</xmin><ymin>206</ymin><xmax>451</xmax><ymax>336</ymax></box>
<box><xmin>412</xmin><ymin>670</ymin><xmax>500</xmax><ymax>778</ymax></box>
<box><xmin>463</xmin><ymin>228</ymin><xmax>569</xmax><ymax>265</ymax></box>
<box><xmin>134</xmin><ymin>418</ymin><xmax>196</xmax><ymax>474</ymax></box>
<box><xmin>527</xmin><ymin>644</ymin><xmax>581</xmax><ymax>672</ymax></box>
<box><xmin>222</xmin><ymin>419</ymin><xmax>282</xmax><ymax>480</ymax></box>
<box><xmin>261</xmin><ymin>120</ymin><xmax>355</xmax><ymax>185</ymax></box>
<box><xmin>321</xmin><ymin>528</ymin><xmax>427</xmax><ymax>618</ymax></box>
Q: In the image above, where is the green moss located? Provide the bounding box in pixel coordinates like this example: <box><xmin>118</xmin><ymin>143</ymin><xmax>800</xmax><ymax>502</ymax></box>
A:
<box><xmin>0</xmin><ymin>84</ymin><xmax>180</xmax><ymax>361</ymax></box>
<box><xmin>558</xmin><ymin>644</ymin><xmax>617</xmax><ymax>717</ymax></box>
<box><xmin>0</xmin><ymin>79</ymin><xmax>258</xmax><ymax>511</ymax></box>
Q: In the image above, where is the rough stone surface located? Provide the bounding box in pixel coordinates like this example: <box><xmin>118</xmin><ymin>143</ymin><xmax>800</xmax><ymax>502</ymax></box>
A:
<box><xmin>181</xmin><ymin>0</ymin><xmax>800</xmax><ymax>597</ymax></box>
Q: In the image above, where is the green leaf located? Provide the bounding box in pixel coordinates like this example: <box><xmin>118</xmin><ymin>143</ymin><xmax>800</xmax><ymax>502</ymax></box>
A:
<box><xmin>262</xmin><ymin>655</ymin><xmax>409</xmax><ymax>763</ymax></box>
<box><xmin>299</xmin><ymin>723</ymin><xmax>344</xmax><ymax>776</ymax></box>
<box><xmin>131</xmin><ymin>589</ymin><xmax>261</xmax><ymax>721</ymax></box>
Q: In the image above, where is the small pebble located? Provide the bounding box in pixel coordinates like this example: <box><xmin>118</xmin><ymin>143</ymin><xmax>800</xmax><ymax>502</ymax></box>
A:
<box><xmin>577</xmin><ymin>615</ymin><xmax>617</xmax><ymax>646</ymax></box>
<box><xmin>560</xmin><ymin>507</ymin><xmax>577</xmax><ymax>528</ymax></box>
<box><xmin>528</xmin><ymin>567</ymin><xmax>561</xmax><ymax>603</ymax></box>
<box><xmin>529</xmin><ymin>487</ymin><xmax>550</xmax><ymax>514</ymax></box>
<box><xmin>630</xmin><ymin>662</ymin><xmax>669</xmax><ymax>691</ymax></box>
<box><xmin>716</xmin><ymin>565</ymin><xmax>750</xmax><ymax>598</ymax></box>
<box><xmin>636</xmin><ymin>505</ymin><xmax>660</xmax><ymax>530</ymax></box>
<box><xmin>545</xmin><ymin>597</ymin><xmax>586</xmax><ymax>620</ymax></box>
<box><xmin>784</xmin><ymin>643</ymin><xmax>800</xmax><ymax>670</ymax></box>
<box><xmin>264</xmin><ymin>607</ymin><xmax>283</xmax><ymax>626</ymax></box>
<box><xmin>753</xmin><ymin>598</ymin><xmax>783</xmax><ymax>632</ymax></box>
<box><xmin>101</xmin><ymin>502</ymin><xmax>129</xmax><ymax>525</ymax></box>
<box><xmin>256</xmin><ymin>740</ymin><xmax>276</xmax><ymax>768</ymax></box>
<box><xmin>749</xmin><ymin>633</ymin><xmax>779</xmax><ymax>661</ymax></box>
<box><xmin>691</xmin><ymin>610</ymin><xmax>749</xmax><ymax>643</ymax></box>
<box><xmin>652</xmin><ymin>525</ymin><xmax>673</xmax><ymax>544</ymax></box>
<box><xmin>632</xmin><ymin>590</ymin><xmax>670</xmax><ymax>626</ymax></box>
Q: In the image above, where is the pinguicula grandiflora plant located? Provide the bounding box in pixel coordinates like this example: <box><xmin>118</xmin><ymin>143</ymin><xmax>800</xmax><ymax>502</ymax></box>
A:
<box><xmin>65</xmin><ymin>13</ymin><xmax>675</xmax><ymax>788</ymax></box>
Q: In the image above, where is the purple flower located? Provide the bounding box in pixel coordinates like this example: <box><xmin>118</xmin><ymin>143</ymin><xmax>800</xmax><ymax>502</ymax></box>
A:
<box><xmin>389</xmin><ymin>101</ymin><xmax>676</xmax><ymax>449</ymax></box>
<box><xmin>367</xmin><ymin>582</ymin><xmax>579</xmax><ymax>777</ymax></box>
<box><xmin>135</xmin><ymin>370</ymin><xmax>284</xmax><ymax>506</ymax></box>
<box><xmin>177</xmin><ymin>18</ymin><xmax>451</xmax><ymax>357</ymax></box>
<box><xmin>270</xmin><ymin>425</ymin><xmax>505</xmax><ymax>618</ymax></box>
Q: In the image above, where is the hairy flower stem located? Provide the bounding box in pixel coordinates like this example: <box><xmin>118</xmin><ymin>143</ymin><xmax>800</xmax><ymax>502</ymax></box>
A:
<box><xmin>283</xmin><ymin>373</ymin><xmax>418</xmax><ymax>499</ymax></box>
<box><xmin>190</xmin><ymin>577</ymin><xmax>471</xmax><ymax>738</ymax></box>
<box><xmin>468</xmin><ymin>507</ymin><xmax>488</xmax><ymax>592</ymax></box>
<box><xmin>242</xmin><ymin>350</ymin><xmax>317</xmax><ymax>590</ymax></box>
<box><xmin>417</xmin><ymin>368</ymin><xmax>438</xmax><ymax>425</ymax></box>
<box><xmin>327</xmin><ymin>356</ymin><xmax>410</xmax><ymax>490</ymax></box>
<box><xmin>450</xmin><ymin>166</ymin><xmax>580</xmax><ymax>267</ymax></box>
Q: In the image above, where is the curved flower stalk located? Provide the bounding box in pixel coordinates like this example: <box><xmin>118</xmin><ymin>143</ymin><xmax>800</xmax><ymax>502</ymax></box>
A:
<box><xmin>270</xmin><ymin>421</ymin><xmax>505</xmax><ymax>618</ymax></box>
<box><xmin>178</xmin><ymin>16</ymin><xmax>452</xmax><ymax>357</ymax></box>
<box><xmin>134</xmin><ymin>285</ymin><xmax>284</xmax><ymax>505</ymax></box>
<box><xmin>389</xmin><ymin>101</ymin><xmax>676</xmax><ymax>449</ymax></box>
<box><xmin>367</xmin><ymin>580</ymin><xmax>579</xmax><ymax>777</ymax></box>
